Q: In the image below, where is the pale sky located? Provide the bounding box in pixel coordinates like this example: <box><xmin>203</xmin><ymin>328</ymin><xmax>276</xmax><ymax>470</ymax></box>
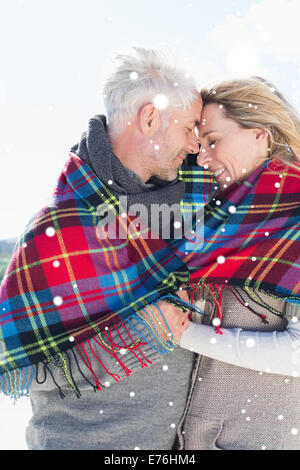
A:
<box><xmin>1</xmin><ymin>0</ymin><xmax>300</xmax><ymax>240</ymax></box>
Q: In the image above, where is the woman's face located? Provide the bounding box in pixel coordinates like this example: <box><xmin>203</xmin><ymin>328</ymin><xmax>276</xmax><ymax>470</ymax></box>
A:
<box><xmin>197</xmin><ymin>103</ymin><xmax>269</xmax><ymax>187</ymax></box>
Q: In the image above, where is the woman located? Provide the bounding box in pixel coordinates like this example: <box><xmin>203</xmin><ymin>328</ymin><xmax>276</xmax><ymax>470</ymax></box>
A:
<box><xmin>173</xmin><ymin>77</ymin><xmax>300</xmax><ymax>450</ymax></box>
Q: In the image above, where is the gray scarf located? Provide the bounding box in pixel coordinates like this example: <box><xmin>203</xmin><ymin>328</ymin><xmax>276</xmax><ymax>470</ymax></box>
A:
<box><xmin>71</xmin><ymin>115</ymin><xmax>185</xmax><ymax>240</ymax></box>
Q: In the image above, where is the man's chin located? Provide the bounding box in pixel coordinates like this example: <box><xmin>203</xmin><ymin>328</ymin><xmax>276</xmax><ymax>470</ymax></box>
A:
<box><xmin>153</xmin><ymin>170</ymin><xmax>178</xmax><ymax>182</ymax></box>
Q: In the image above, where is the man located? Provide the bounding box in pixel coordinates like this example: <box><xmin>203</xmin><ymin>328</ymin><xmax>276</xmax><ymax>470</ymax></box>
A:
<box><xmin>26</xmin><ymin>46</ymin><xmax>202</xmax><ymax>450</ymax></box>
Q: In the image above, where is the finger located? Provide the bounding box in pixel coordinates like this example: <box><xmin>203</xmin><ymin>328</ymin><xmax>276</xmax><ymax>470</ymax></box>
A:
<box><xmin>176</xmin><ymin>288</ymin><xmax>189</xmax><ymax>303</ymax></box>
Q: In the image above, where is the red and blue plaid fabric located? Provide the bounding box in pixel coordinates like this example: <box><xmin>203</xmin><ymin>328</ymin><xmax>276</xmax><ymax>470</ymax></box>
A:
<box><xmin>0</xmin><ymin>154</ymin><xmax>213</xmax><ymax>397</ymax></box>
<box><xmin>0</xmin><ymin>154</ymin><xmax>299</xmax><ymax>398</ymax></box>
<box><xmin>186</xmin><ymin>159</ymin><xmax>300</xmax><ymax>303</ymax></box>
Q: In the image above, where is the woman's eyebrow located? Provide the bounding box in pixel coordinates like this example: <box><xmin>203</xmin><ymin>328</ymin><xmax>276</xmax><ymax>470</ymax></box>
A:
<box><xmin>201</xmin><ymin>130</ymin><xmax>217</xmax><ymax>138</ymax></box>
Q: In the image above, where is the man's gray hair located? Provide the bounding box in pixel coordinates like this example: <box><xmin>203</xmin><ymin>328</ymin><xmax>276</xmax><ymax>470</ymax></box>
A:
<box><xmin>103</xmin><ymin>46</ymin><xmax>199</xmax><ymax>138</ymax></box>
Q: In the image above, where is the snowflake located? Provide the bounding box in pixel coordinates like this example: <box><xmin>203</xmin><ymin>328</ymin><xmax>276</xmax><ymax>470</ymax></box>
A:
<box><xmin>53</xmin><ymin>296</ymin><xmax>63</xmax><ymax>306</ymax></box>
<box><xmin>212</xmin><ymin>318</ymin><xmax>221</xmax><ymax>327</ymax></box>
<box><xmin>45</xmin><ymin>227</ymin><xmax>55</xmax><ymax>237</ymax></box>
<box><xmin>129</xmin><ymin>71</ymin><xmax>138</xmax><ymax>81</ymax></box>
<box><xmin>153</xmin><ymin>94</ymin><xmax>169</xmax><ymax>110</ymax></box>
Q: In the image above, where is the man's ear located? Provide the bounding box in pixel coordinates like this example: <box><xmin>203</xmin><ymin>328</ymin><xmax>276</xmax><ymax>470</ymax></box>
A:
<box><xmin>139</xmin><ymin>103</ymin><xmax>161</xmax><ymax>136</ymax></box>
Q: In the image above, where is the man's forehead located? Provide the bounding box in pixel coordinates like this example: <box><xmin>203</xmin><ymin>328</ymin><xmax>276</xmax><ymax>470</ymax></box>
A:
<box><xmin>174</xmin><ymin>100</ymin><xmax>202</xmax><ymax>125</ymax></box>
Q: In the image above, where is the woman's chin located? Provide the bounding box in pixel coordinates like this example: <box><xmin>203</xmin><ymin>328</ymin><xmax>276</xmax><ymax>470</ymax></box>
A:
<box><xmin>218</xmin><ymin>175</ymin><xmax>233</xmax><ymax>187</ymax></box>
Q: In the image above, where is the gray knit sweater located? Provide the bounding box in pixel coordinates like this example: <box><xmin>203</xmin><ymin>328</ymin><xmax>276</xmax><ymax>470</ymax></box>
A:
<box><xmin>176</xmin><ymin>287</ymin><xmax>300</xmax><ymax>450</ymax></box>
<box><xmin>26</xmin><ymin>115</ymin><xmax>196</xmax><ymax>450</ymax></box>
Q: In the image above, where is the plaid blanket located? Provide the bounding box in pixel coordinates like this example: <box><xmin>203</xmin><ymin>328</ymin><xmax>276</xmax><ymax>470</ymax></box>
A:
<box><xmin>0</xmin><ymin>154</ymin><xmax>299</xmax><ymax>398</ymax></box>
<box><xmin>0</xmin><ymin>154</ymin><xmax>212</xmax><ymax>398</ymax></box>
<box><xmin>176</xmin><ymin>159</ymin><xmax>300</xmax><ymax>329</ymax></box>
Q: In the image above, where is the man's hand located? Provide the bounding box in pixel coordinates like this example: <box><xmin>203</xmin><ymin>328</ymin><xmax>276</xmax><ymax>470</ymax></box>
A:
<box><xmin>141</xmin><ymin>287</ymin><xmax>190</xmax><ymax>343</ymax></box>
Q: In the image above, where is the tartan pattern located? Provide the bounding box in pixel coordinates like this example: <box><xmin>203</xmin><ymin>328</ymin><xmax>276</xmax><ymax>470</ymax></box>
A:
<box><xmin>0</xmin><ymin>154</ymin><xmax>299</xmax><ymax>389</ymax></box>
<box><xmin>182</xmin><ymin>160</ymin><xmax>300</xmax><ymax>304</ymax></box>
<box><xmin>0</xmin><ymin>154</ymin><xmax>211</xmax><ymax>379</ymax></box>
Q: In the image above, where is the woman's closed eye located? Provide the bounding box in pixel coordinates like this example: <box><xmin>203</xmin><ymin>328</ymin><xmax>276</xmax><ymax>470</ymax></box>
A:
<box><xmin>209</xmin><ymin>140</ymin><xmax>216</xmax><ymax>148</ymax></box>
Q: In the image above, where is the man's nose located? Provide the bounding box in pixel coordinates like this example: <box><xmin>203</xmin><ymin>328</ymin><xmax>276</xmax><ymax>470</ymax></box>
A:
<box><xmin>197</xmin><ymin>147</ymin><xmax>212</xmax><ymax>167</ymax></box>
<box><xmin>187</xmin><ymin>132</ymin><xmax>200</xmax><ymax>155</ymax></box>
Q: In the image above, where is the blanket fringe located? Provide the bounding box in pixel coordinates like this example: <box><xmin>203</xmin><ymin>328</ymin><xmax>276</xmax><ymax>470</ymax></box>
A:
<box><xmin>0</xmin><ymin>299</ymin><xmax>197</xmax><ymax>400</ymax></box>
<box><xmin>1</xmin><ymin>285</ymin><xmax>286</xmax><ymax>401</ymax></box>
<box><xmin>0</xmin><ymin>365</ymin><xmax>34</xmax><ymax>401</ymax></box>
<box><xmin>202</xmin><ymin>282</ymin><xmax>224</xmax><ymax>335</ymax></box>
<box><xmin>193</xmin><ymin>281</ymin><xmax>291</xmax><ymax>333</ymax></box>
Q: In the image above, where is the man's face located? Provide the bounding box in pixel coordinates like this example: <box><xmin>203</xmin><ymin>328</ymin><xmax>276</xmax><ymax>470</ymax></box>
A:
<box><xmin>147</xmin><ymin>95</ymin><xmax>202</xmax><ymax>181</ymax></box>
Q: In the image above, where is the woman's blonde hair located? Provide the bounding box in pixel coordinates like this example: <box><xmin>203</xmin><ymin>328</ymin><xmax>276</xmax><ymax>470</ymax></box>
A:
<box><xmin>200</xmin><ymin>77</ymin><xmax>300</xmax><ymax>170</ymax></box>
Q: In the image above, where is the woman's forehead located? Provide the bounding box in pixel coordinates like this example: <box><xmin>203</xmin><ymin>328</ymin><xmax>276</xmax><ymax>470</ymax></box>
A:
<box><xmin>199</xmin><ymin>104</ymin><xmax>238</xmax><ymax>135</ymax></box>
<box><xmin>200</xmin><ymin>103</ymin><xmax>225</xmax><ymax>121</ymax></box>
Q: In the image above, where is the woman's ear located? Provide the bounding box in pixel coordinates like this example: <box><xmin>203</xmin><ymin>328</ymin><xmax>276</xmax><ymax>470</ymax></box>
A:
<box><xmin>139</xmin><ymin>103</ymin><xmax>161</xmax><ymax>136</ymax></box>
<box><xmin>254</xmin><ymin>128</ymin><xmax>269</xmax><ymax>142</ymax></box>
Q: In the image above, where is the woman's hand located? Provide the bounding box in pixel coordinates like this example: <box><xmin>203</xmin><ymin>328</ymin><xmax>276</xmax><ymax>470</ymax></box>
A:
<box><xmin>141</xmin><ymin>287</ymin><xmax>191</xmax><ymax>343</ymax></box>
